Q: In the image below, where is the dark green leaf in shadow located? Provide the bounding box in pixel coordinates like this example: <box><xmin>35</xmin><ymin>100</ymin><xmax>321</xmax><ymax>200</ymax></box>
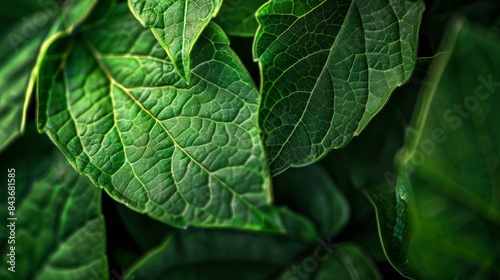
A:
<box><xmin>124</xmin><ymin>229</ymin><xmax>309</xmax><ymax>280</ymax></box>
<box><xmin>315</xmin><ymin>243</ymin><xmax>382</xmax><ymax>280</ymax></box>
<box><xmin>0</xmin><ymin>0</ymin><xmax>100</xmax><ymax>152</ymax></box>
<box><xmin>421</xmin><ymin>0</ymin><xmax>500</xmax><ymax>53</ymax></box>
<box><xmin>274</xmin><ymin>164</ymin><xmax>350</xmax><ymax>237</ymax></box>
<box><xmin>365</xmin><ymin>184</ymin><xmax>415</xmax><ymax>278</ymax></box>
<box><xmin>254</xmin><ymin>0</ymin><xmax>424</xmax><ymax>174</ymax></box>
<box><xmin>398</xmin><ymin>21</ymin><xmax>500</xmax><ymax>279</ymax></box>
<box><xmin>116</xmin><ymin>203</ymin><xmax>177</xmax><ymax>252</ymax></box>
<box><xmin>0</xmin><ymin>124</ymin><xmax>107</xmax><ymax>279</ymax></box>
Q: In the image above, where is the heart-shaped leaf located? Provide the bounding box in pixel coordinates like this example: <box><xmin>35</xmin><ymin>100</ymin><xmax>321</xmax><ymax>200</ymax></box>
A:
<box><xmin>37</xmin><ymin>5</ymin><xmax>282</xmax><ymax>232</ymax></box>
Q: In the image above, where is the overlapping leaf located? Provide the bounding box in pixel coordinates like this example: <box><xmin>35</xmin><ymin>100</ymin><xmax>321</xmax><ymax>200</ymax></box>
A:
<box><xmin>320</xmin><ymin>57</ymin><xmax>435</xmax><ymax>278</ymax></box>
<box><xmin>37</xmin><ymin>6</ymin><xmax>281</xmax><ymax>232</ymax></box>
<box><xmin>0</xmin><ymin>0</ymin><xmax>98</xmax><ymax>152</ymax></box>
<box><xmin>254</xmin><ymin>0</ymin><xmax>424</xmax><ymax>174</ymax></box>
<box><xmin>129</xmin><ymin>0</ymin><xmax>222</xmax><ymax>82</ymax></box>
<box><xmin>397</xmin><ymin>22</ymin><xmax>500</xmax><ymax>278</ymax></box>
<box><xmin>0</xmin><ymin>125</ymin><xmax>107</xmax><ymax>280</ymax></box>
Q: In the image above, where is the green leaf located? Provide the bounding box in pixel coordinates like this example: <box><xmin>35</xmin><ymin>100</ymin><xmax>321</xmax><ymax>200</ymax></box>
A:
<box><xmin>128</xmin><ymin>0</ymin><xmax>223</xmax><ymax>82</ymax></box>
<box><xmin>421</xmin><ymin>0</ymin><xmax>500</xmax><ymax>52</ymax></box>
<box><xmin>272</xmin><ymin>242</ymin><xmax>382</xmax><ymax>280</ymax></box>
<box><xmin>0</xmin><ymin>0</ymin><xmax>44</xmax><ymax>151</ymax></box>
<box><xmin>0</xmin><ymin>124</ymin><xmax>107</xmax><ymax>280</ymax></box>
<box><xmin>37</xmin><ymin>6</ymin><xmax>282</xmax><ymax>232</ymax></box>
<box><xmin>365</xmin><ymin>184</ymin><xmax>415</xmax><ymax>278</ymax></box>
<box><xmin>314</xmin><ymin>243</ymin><xmax>382</xmax><ymax>280</ymax></box>
<box><xmin>321</xmin><ymin>57</ymin><xmax>437</xmax><ymax>277</ymax></box>
<box><xmin>274</xmin><ymin>164</ymin><xmax>350</xmax><ymax>237</ymax></box>
<box><xmin>0</xmin><ymin>0</ymin><xmax>104</xmax><ymax>152</ymax></box>
<box><xmin>255</xmin><ymin>0</ymin><xmax>424</xmax><ymax>174</ymax></box>
<box><xmin>124</xmin><ymin>162</ymin><xmax>378</xmax><ymax>279</ymax></box>
<box><xmin>61</xmin><ymin>0</ymin><xmax>99</xmax><ymax>30</ymax></box>
<box><xmin>124</xmin><ymin>229</ymin><xmax>309</xmax><ymax>280</ymax></box>
<box><xmin>124</xmin><ymin>229</ymin><xmax>379</xmax><ymax>279</ymax></box>
<box><xmin>397</xmin><ymin>21</ymin><xmax>500</xmax><ymax>278</ymax></box>
<box><xmin>324</xmin><ymin>57</ymin><xmax>435</xmax><ymax>189</ymax></box>
<box><xmin>214</xmin><ymin>0</ymin><xmax>267</xmax><ymax>37</ymax></box>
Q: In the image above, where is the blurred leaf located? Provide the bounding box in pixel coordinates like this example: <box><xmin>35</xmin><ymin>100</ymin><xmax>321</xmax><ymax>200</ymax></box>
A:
<box><xmin>124</xmin><ymin>229</ymin><xmax>308</xmax><ymax>280</ymax></box>
<box><xmin>315</xmin><ymin>243</ymin><xmax>382</xmax><ymax>280</ymax></box>
<box><xmin>421</xmin><ymin>0</ymin><xmax>500</xmax><ymax>53</ymax></box>
<box><xmin>254</xmin><ymin>0</ymin><xmax>424</xmax><ymax>174</ymax></box>
<box><xmin>0</xmin><ymin>0</ymin><xmax>99</xmax><ymax>152</ymax></box>
<box><xmin>365</xmin><ymin>184</ymin><xmax>415</xmax><ymax>278</ymax></box>
<box><xmin>274</xmin><ymin>164</ymin><xmax>350</xmax><ymax>237</ymax></box>
<box><xmin>214</xmin><ymin>0</ymin><xmax>267</xmax><ymax>37</ymax></box>
<box><xmin>277</xmin><ymin>242</ymin><xmax>382</xmax><ymax>280</ymax></box>
<box><xmin>398</xmin><ymin>21</ymin><xmax>500</xmax><ymax>278</ymax></box>
<box><xmin>116</xmin><ymin>203</ymin><xmax>176</xmax><ymax>252</ymax></box>
<box><xmin>0</xmin><ymin>124</ymin><xmax>107</xmax><ymax>280</ymax></box>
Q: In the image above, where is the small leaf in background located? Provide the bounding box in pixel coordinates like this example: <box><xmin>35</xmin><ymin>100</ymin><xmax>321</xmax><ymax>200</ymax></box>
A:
<box><xmin>255</xmin><ymin>0</ymin><xmax>424</xmax><ymax>175</ymax></box>
<box><xmin>123</xmin><ymin>229</ymin><xmax>308</xmax><ymax>280</ymax></box>
<box><xmin>0</xmin><ymin>124</ymin><xmax>107</xmax><ymax>280</ymax></box>
<box><xmin>37</xmin><ymin>5</ymin><xmax>281</xmax><ymax>232</ymax></box>
<box><xmin>214</xmin><ymin>0</ymin><xmax>267</xmax><ymax>37</ymax></box>
<box><xmin>273</xmin><ymin>164</ymin><xmax>350</xmax><ymax>237</ymax></box>
<box><xmin>124</xmin><ymin>217</ymin><xmax>380</xmax><ymax>280</ymax></box>
<box><xmin>314</xmin><ymin>243</ymin><xmax>382</xmax><ymax>280</ymax></box>
<box><xmin>397</xmin><ymin>21</ymin><xmax>500</xmax><ymax>279</ymax></box>
<box><xmin>129</xmin><ymin>0</ymin><xmax>222</xmax><ymax>82</ymax></box>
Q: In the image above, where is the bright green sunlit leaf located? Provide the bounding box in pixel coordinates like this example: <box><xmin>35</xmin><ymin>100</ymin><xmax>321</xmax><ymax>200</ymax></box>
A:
<box><xmin>37</xmin><ymin>5</ymin><xmax>282</xmax><ymax>232</ymax></box>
